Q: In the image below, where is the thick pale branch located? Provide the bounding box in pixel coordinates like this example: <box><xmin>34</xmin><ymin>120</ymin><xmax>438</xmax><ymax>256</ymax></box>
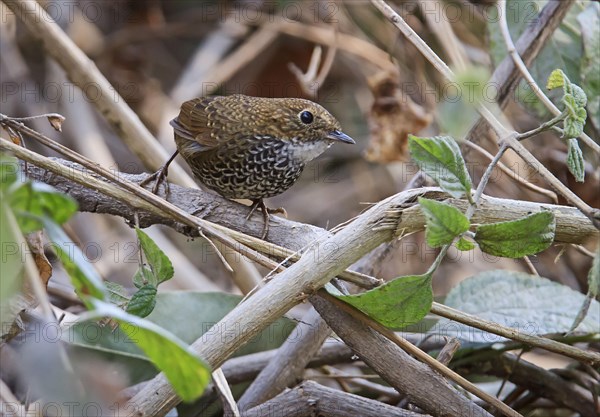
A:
<box><xmin>242</xmin><ymin>381</ymin><xmax>424</xmax><ymax>417</ymax></box>
<box><xmin>124</xmin><ymin>185</ymin><xmax>489</xmax><ymax>416</ymax></box>
<box><xmin>310</xmin><ymin>295</ymin><xmax>494</xmax><ymax>417</ymax></box>
<box><xmin>15</xmin><ymin>155</ymin><xmax>599</xmax><ymax>415</ymax></box>
<box><xmin>25</xmin><ymin>159</ymin><xmax>598</xmax><ymax>248</ymax></box>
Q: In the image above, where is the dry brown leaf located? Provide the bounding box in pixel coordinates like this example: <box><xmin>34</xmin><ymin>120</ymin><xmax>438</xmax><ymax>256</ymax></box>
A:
<box><xmin>47</xmin><ymin>114</ymin><xmax>66</xmax><ymax>132</ymax></box>
<box><xmin>365</xmin><ymin>71</ymin><xmax>432</xmax><ymax>163</ymax></box>
<box><xmin>25</xmin><ymin>231</ymin><xmax>52</xmax><ymax>287</ymax></box>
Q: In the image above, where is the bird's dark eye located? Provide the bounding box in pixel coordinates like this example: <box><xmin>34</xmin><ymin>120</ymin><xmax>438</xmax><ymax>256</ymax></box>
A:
<box><xmin>299</xmin><ymin>110</ymin><xmax>314</xmax><ymax>124</ymax></box>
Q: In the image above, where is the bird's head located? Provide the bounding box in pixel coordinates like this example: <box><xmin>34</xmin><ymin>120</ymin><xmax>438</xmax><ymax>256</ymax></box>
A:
<box><xmin>257</xmin><ymin>97</ymin><xmax>355</xmax><ymax>146</ymax></box>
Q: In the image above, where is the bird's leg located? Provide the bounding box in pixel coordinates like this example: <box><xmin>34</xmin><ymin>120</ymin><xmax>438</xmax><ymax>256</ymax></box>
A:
<box><xmin>139</xmin><ymin>150</ymin><xmax>179</xmax><ymax>195</ymax></box>
<box><xmin>246</xmin><ymin>199</ymin><xmax>288</xmax><ymax>239</ymax></box>
<box><xmin>246</xmin><ymin>199</ymin><xmax>269</xmax><ymax>239</ymax></box>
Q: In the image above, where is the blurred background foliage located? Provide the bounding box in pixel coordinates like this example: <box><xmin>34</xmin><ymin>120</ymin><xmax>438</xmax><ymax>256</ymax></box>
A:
<box><xmin>1</xmin><ymin>1</ymin><xmax>599</xmax><ymax>414</ymax></box>
<box><xmin>1</xmin><ymin>0</ymin><xmax>598</xmax><ymax>311</ymax></box>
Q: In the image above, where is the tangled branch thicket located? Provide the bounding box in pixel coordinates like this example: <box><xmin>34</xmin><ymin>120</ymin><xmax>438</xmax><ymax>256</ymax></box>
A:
<box><xmin>1</xmin><ymin>1</ymin><xmax>598</xmax><ymax>417</ymax></box>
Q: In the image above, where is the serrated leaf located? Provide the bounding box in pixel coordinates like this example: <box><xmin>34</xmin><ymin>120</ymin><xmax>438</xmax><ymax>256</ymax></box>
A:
<box><xmin>564</xmin><ymin>110</ymin><xmax>587</xmax><ymax>139</ymax></box>
<box><xmin>546</xmin><ymin>69</ymin><xmax>566</xmax><ymax>90</ymax></box>
<box><xmin>547</xmin><ymin>70</ymin><xmax>588</xmax><ymax>132</ymax></box>
<box><xmin>8</xmin><ymin>182</ymin><xmax>78</xmax><ymax>233</ymax></box>
<box><xmin>135</xmin><ymin>228</ymin><xmax>173</xmax><ymax>286</ymax></box>
<box><xmin>44</xmin><ymin>219</ymin><xmax>107</xmax><ymax>306</ymax></box>
<box><xmin>563</xmin><ymin>94</ymin><xmax>588</xmax><ymax>123</ymax></box>
<box><xmin>570</xmin><ymin>84</ymin><xmax>587</xmax><ymax>108</ymax></box>
<box><xmin>337</xmin><ymin>274</ymin><xmax>433</xmax><ymax>329</ymax></box>
<box><xmin>418</xmin><ymin>198</ymin><xmax>470</xmax><ymax>248</ymax></box>
<box><xmin>474</xmin><ymin>211</ymin><xmax>555</xmax><ymax>258</ymax></box>
<box><xmin>431</xmin><ymin>270</ymin><xmax>600</xmax><ymax>343</ymax></box>
<box><xmin>408</xmin><ymin>135</ymin><xmax>472</xmax><ymax>199</ymax></box>
<box><xmin>566</xmin><ymin>138</ymin><xmax>585</xmax><ymax>182</ymax></box>
<box><xmin>133</xmin><ymin>267</ymin><xmax>153</xmax><ymax>289</ymax></box>
<box><xmin>126</xmin><ymin>284</ymin><xmax>157</xmax><ymax>318</ymax></box>
<box><xmin>84</xmin><ymin>300</ymin><xmax>211</xmax><ymax>402</ymax></box>
<box><xmin>105</xmin><ymin>281</ymin><xmax>130</xmax><ymax>307</ymax></box>
<box><xmin>455</xmin><ymin>237</ymin><xmax>476</xmax><ymax>252</ymax></box>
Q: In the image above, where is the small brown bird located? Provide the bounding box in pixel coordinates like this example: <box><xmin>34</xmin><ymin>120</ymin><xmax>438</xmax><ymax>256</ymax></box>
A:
<box><xmin>149</xmin><ymin>94</ymin><xmax>355</xmax><ymax>238</ymax></box>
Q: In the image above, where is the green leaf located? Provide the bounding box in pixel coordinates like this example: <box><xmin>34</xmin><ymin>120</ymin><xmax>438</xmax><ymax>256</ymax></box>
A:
<box><xmin>563</xmin><ymin>101</ymin><xmax>587</xmax><ymax>139</ymax></box>
<box><xmin>546</xmin><ymin>69</ymin><xmax>588</xmax><ymax>139</ymax></box>
<box><xmin>126</xmin><ymin>284</ymin><xmax>157</xmax><ymax>318</ymax></box>
<box><xmin>546</xmin><ymin>68</ymin><xmax>566</xmax><ymax>90</ymax></box>
<box><xmin>474</xmin><ymin>211</ymin><xmax>555</xmax><ymax>258</ymax></box>
<box><xmin>418</xmin><ymin>198</ymin><xmax>470</xmax><ymax>248</ymax></box>
<box><xmin>9</xmin><ymin>182</ymin><xmax>78</xmax><ymax>233</ymax></box>
<box><xmin>408</xmin><ymin>135</ymin><xmax>472</xmax><ymax>199</ymax></box>
<box><xmin>105</xmin><ymin>281</ymin><xmax>130</xmax><ymax>307</ymax></box>
<box><xmin>68</xmin><ymin>292</ymin><xmax>296</xmax><ymax>384</ymax></box>
<box><xmin>432</xmin><ymin>270</ymin><xmax>600</xmax><ymax>343</ymax></box>
<box><xmin>84</xmin><ymin>300</ymin><xmax>211</xmax><ymax>402</ymax></box>
<box><xmin>577</xmin><ymin>3</ymin><xmax>600</xmax><ymax>130</ymax></box>
<box><xmin>566</xmin><ymin>138</ymin><xmax>585</xmax><ymax>182</ymax></box>
<box><xmin>133</xmin><ymin>267</ymin><xmax>153</xmax><ymax>289</ymax></box>
<box><xmin>570</xmin><ymin>84</ymin><xmax>587</xmax><ymax>108</ymax></box>
<box><xmin>455</xmin><ymin>237</ymin><xmax>476</xmax><ymax>252</ymax></box>
<box><xmin>44</xmin><ymin>219</ymin><xmax>107</xmax><ymax>306</ymax></box>
<box><xmin>135</xmin><ymin>228</ymin><xmax>173</xmax><ymax>286</ymax></box>
<box><xmin>337</xmin><ymin>274</ymin><xmax>433</xmax><ymax>329</ymax></box>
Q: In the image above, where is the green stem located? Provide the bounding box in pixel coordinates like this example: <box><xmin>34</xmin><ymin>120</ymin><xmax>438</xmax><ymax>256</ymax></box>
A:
<box><xmin>467</xmin><ymin>142</ymin><xmax>510</xmax><ymax>218</ymax></box>
<box><xmin>516</xmin><ymin>111</ymin><xmax>568</xmax><ymax>141</ymax></box>
<box><xmin>427</xmin><ymin>245</ymin><xmax>450</xmax><ymax>276</ymax></box>
<box><xmin>427</xmin><ymin>142</ymin><xmax>510</xmax><ymax>276</ymax></box>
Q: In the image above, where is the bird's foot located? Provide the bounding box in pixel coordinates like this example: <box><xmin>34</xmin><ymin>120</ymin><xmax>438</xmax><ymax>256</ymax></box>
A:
<box><xmin>139</xmin><ymin>151</ymin><xmax>179</xmax><ymax>195</ymax></box>
<box><xmin>246</xmin><ymin>200</ymin><xmax>287</xmax><ymax>239</ymax></box>
<box><xmin>266</xmin><ymin>206</ymin><xmax>287</xmax><ymax>218</ymax></box>
<box><xmin>139</xmin><ymin>167</ymin><xmax>170</xmax><ymax>195</ymax></box>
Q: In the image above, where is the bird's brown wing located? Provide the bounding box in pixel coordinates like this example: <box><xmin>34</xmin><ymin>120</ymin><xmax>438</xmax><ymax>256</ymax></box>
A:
<box><xmin>170</xmin><ymin>97</ymin><xmax>220</xmax><ymax>150</ymax></box>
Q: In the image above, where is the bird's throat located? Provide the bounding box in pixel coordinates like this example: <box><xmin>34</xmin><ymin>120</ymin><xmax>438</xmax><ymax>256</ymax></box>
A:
<box><xmin>288</xmin><ymin>140</ymin><xmax>333</xmax><ymax>164</ymax></box>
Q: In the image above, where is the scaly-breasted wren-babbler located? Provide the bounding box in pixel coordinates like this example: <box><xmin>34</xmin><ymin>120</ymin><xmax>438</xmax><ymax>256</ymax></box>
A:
<box><xmin>156</xmin><ymin>94</ymin><xmax>355</xmax><ymax>239</ymax></box>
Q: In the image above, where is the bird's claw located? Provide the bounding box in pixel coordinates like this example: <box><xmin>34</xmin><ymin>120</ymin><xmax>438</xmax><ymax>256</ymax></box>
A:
<box><xmin>266</xmin><ymin>206</ymin><xmax>287</xmax><ymax>218</ymax></box>
<box><xmin>139</xmin><ymin>166</ymin><xmax>170</xmax><ymax>195</ymax></box>
<box><xmin>246</xmin><ymin>200</ymin><xmax>287</xmax><ymax>240</ymax></box>
<box><xmin>139</xmin><ymin>151</ymin><xmax>179</xmax><ymax>196</ymax></box>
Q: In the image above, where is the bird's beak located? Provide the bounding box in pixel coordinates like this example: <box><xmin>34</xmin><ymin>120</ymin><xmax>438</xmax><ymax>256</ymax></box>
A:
<box><xmin>326</xmin><ymin>130</ymin><xmax>355</xmax><ymax>144</ymax></box>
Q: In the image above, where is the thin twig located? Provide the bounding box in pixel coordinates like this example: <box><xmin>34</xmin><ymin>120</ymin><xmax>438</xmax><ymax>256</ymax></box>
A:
<box><xmin>2</xmin><ymin>0</ymin><xmax>195</xmax><ymax>187</ymax></box>
<box><xmin>320</xmin><ymin>291</ymin><xmax>524</xmax><ymax>417</ymax></box>
<box><xmin>370</xmin><ymin>0</ymin><xmax>600</xmax><ymax>229</ymax></box>
<box><xmin>0</xmin><ymin>130</ymin><xmax>273</xmax><ymax>277</ymax></box>
<box><xmin>266</xmin><ymin>18</ymin><xmax>398</xmax><ymax>74</ymax></box>
<box><xmin>429</xmin><ymin>303</ymin><xmax>600</xmax><ymax>365</ymax></box>
<box><xmin>7</xmin><ymin>140</ymin><xmax>598</xmax><ymax>384</ymax></box>
<box><xmin>497</xmin><ymin>0</ymin><xmax>600</xmax><ymax>154</ymax></box>
<box><xmin>462</xmin><ymin>140</ymin><xmax>558</xmax><ymax>203</ymax></box>
<box><xmin>469</xmin><ymin>142</ymin><xmax>510</xmax><ymax>214</ymax></box>
<box><xmin>515</xmin><ymin>111</ymin><xmax>567</xmax><ymax>141</ymax></box>
<box><xmin>522</xmin><ymin>256</ymin><xmax>540</xmax><ymax>276</ymax></box>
